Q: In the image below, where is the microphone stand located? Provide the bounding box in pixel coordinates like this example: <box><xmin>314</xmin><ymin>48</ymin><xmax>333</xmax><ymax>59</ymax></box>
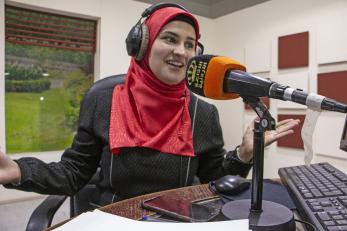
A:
<box><xmin>221</xmin><ymin>96</ymin><xmax>295</xmax><ymax>231</ymax></box>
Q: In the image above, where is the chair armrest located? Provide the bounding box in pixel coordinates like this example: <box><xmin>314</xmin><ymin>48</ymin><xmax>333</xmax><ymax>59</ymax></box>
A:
<box><xmin>26</xmin><ymin>195</ymin><xmax>68</xmax><ymax>231</ymax></box>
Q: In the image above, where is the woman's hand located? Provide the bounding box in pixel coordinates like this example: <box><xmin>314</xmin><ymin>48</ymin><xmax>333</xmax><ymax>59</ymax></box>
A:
<box><xmin>0</xmin><ymin>150</ymin><xmax>21</xmax><ymax>184</ymax></box>
<box><xmin>238</xmin><ymin>118</ymin><xmax>300</xmax><ymax>162</ymax></box>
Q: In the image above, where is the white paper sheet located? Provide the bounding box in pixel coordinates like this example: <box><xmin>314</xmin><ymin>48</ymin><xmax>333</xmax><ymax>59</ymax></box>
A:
<box><xmin>54</xmin><ymin>210</ymin><xmax>250</xmax><ymax>231</ymax></box>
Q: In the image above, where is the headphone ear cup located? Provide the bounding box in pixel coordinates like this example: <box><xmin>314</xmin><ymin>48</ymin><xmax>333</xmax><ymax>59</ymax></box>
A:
<box><xmin>126</xmin><ymin>23</ymin><xmax>143</xmax><ymax>57</ymax></box>
<box><xmin>135</xmin><ymin>24</ymin><xmax>149</xmax><ymax>61</ymax></box>
<box><xmin>196</xmin><ymin>42</ymin><xmax>204</xmax><ymax>56</ymax></box>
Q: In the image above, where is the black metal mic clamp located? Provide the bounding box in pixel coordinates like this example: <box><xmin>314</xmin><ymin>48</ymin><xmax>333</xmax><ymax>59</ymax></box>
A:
<box><xmin>241</xmin><ymin>96</ymin><xmax>276</xmax><ymax>131</ymax></box>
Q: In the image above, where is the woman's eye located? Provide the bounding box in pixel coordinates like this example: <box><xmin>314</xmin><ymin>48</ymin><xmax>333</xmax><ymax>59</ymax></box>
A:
<box><xmin>163</xmin><ymin>36</ymin><xmax>176</xmax><ymax>44</ymax></box>
<box><xmin>185</xmin><ymin>42</ymin><xmax>195</xmax><ymax>49</ymax></box>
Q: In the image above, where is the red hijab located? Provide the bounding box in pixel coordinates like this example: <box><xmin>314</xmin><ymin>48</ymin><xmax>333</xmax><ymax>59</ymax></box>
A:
<box><xmin>109</xmin><ymin>7</ymin><xmax>200</xmax><ymax>157</ymax></box>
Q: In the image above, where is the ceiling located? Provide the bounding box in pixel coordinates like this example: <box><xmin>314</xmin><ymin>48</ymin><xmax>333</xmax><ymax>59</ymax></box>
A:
<box><xmin>133</xmin><ymin>0</ymin><xmax>270</xmax><ymax>18</ymax></box>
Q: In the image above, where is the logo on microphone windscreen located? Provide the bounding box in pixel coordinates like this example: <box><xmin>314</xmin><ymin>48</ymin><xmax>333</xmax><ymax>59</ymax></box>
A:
<box><xmin>186</xmin><ymin>58</ymin><xmax>208</xmax><ymax>96</ymax></box>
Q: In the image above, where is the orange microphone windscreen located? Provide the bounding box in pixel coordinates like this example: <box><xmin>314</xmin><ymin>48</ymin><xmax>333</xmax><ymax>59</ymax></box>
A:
<box><xmin>186</xmin><ymin>55</ymin><xmax>246</xmax><ymax>100</ymax></box>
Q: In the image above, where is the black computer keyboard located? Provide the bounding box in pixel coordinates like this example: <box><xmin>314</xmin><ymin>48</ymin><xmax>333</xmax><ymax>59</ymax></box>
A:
<box><xmin>279</xmin><ymin>162</ymin><xmax>347</xmax><ymax>231</ymax></box>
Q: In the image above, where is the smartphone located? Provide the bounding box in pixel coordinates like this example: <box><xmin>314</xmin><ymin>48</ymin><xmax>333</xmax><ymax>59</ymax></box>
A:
<box><xmin>141</xmin><ymin>195</ymin><xmax>222</xmax><ymax>222</ymax></box>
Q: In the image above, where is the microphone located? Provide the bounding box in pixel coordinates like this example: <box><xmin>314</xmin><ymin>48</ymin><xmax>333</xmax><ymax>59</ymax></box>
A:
<box><xmin>186</xmin><ymin>55</ymin><xmax>347</xmax><ymax>113</ymax></box>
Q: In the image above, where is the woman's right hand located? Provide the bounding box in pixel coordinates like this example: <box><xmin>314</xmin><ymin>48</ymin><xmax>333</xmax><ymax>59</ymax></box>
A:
<box><xmin>0</xmin><ymin>151</ymin><xmax>21</xmax><ymax>185</ymax></box>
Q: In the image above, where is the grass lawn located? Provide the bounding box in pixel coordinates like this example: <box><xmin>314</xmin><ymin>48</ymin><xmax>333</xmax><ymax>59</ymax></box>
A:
<box><xmin>5</xmin><ymin>89</ymin><xmax>75</xmax><ymax>154</ymax></box>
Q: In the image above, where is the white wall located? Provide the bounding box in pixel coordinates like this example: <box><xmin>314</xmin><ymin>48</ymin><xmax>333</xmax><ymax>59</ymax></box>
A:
<box><xmin>1</xmin><ymin>0</ymin><xmax>347</xmax><ymax>202</ymax></box>
<box><xmin>213</xmin><ymin>0</ymin><xmax>347</xmax><ymax>178</ymax></box>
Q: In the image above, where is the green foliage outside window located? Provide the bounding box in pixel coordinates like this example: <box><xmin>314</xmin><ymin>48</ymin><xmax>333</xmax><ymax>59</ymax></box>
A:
<box><xmin>5</xmin><ymin>42</ymin><xmax>94</xmax><ymax>154</ymax></box>
<box><xmin>6</xmin><ymin>42</ymin><xmax>94</xmax><ymax>67</ymax></box>
<box><xmin>64</xmin><ymin>71</ymin><xmax>94</xmax><ymax>130</ymax></box>
<box><xmin>5</xmin><ymin>64</ymin><xmax>51</xmax><ymax>93</ymax></box>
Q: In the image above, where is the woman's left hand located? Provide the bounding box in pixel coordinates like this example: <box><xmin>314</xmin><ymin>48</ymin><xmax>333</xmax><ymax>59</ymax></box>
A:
<box><xmin>238</xmin><ymin>118</ymin><xmax>301</xmax><ymax>162</ymax></box>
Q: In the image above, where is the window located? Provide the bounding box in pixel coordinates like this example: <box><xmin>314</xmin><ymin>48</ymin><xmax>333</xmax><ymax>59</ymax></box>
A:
<box><xmin>5</xmin><ymin>5</ymin><xmax>97</xmax><ymax>154</ymax></box>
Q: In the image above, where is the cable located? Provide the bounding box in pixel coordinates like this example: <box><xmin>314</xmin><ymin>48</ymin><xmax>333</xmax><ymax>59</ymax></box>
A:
<box><xmin>294</xmin><ymin>218</ymin><xmax>317</xmax><ymax>231</ymax></box>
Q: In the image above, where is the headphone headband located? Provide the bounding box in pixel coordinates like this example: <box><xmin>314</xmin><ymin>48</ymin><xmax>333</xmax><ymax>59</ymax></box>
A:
<box><xmin>141</xmin><ymin>3</ymin><xmax>188</xmax><ymax>18</ymax></box>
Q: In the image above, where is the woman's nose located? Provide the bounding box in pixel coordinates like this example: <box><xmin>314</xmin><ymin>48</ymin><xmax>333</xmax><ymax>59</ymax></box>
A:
<box><xmin>173</xmin><ymin>43</ymin><xmax>186</xmax><ymax>55</ymax></box>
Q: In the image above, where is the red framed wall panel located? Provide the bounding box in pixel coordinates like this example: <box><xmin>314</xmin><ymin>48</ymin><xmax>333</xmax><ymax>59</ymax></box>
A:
<box><xmin>318</xmin><ymin>71</ymin><xmax>347</xmax><ymax>104</ymax></box>
<box><xmin>277</xmin><ymin>114</ymin><xmax>305</xmax><ymax>149</ymax></box>
<box><xmin>278</xmin><ymin>31</ymin><xmax>309</xmax><ymax>69</ymax></box>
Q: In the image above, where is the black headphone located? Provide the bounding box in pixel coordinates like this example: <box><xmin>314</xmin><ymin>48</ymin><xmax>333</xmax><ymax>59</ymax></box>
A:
<box><xmin>125</xmin><ymin>2</ymin><xmax>203</xmax><ymax>61</ymax></box>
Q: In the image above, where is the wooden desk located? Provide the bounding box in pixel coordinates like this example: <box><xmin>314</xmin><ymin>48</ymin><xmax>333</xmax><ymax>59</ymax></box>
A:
<box><xmin>48</xmin><ymin>184</ymin><xmax>305</xmax><ymax>230</ymax></box>
<box><xmin>47</xmin><ymin>184</ymin><xmax>215</xmax><ymax>230</ymax></box>
<box><xmin>100</xmin><ymin>184</ymin><xmax>215</xmax><ymax>219</ymax></box>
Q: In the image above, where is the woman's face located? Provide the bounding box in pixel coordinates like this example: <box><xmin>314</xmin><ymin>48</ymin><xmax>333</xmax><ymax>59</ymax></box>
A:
<box><xmin>149</xmin><ymin>20</ymin><xmax>196</xmax><ymax>85</ymax></box>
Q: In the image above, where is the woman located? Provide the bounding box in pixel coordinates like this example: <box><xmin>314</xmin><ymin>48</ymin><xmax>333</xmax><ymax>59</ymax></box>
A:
<box><xmin>0</xmin><ymin>5</ymin><xmax>299</xmax><ymax>206</ymax></box>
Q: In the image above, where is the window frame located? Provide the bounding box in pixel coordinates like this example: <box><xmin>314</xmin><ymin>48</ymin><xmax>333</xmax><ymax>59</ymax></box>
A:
<box><xmin>1</xmin><ymin>1</ymin><xmax>100</xmax><ymax>155</ymax></box>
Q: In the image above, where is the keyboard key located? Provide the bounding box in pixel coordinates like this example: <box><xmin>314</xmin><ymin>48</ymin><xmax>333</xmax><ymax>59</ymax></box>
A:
<box><xmin>329</xmin><ymin>211</ymin><xmax>341</xmax><ymax>216</ymax></box>
<box><xmin>310</xmin><ymin>202</ymin><xmax>320</xmax><ymax>207</ymax></box>
<box><xmin>332</xmin><ymin>215</ymin><xmax>344</xmax><ymax>220</ymax></box>
<box><xmin>304</xmin><ymin>193</ymin><xmax>313</xmax><ymax>198</ymax></box>
<box><xmin>324</xmin><ymin>221</ymin><xmax>336</xmax><ymax>226</ymax></box>
<box><xmin>312</xmin><ymin>206</ymin><xmax>324</xmax><ymax>212</ymax></box>
<box><xmin>332</xmin><ymin>190</ymin><xmax>344</xmax><ymax>196</ymax></box>
<box><xmin>311</xmin><ymin>189</ymin><xmax>323</xmax><ymax>197</ymax></box>
<box><xmin>325</xmin><ymin>191</ymin><xmax>342</xmax><ymax>196</ymax></box>
<box><xmin>317</xmin><ymin>212</ymin><xmax>331</xmax><ymax>221</ymax></box>
<box><xmin>321</xmin><ymin>201</ymin><xmax>332</xmax><ymax>207</ymax></box>
<box><xmin>327</xmin><ymin>225</ymin><xmax>347</xmax><ymax>231</ymax></box>
<box><xmin>337</xmin><ymin>220</ymin><xmax>347</xmax><ymax>225</ymax></box>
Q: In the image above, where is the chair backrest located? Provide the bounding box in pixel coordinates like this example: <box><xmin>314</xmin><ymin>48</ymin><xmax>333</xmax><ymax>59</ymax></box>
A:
<box><xmin>89</xmin><ymin>74</ymin><xmax>125</xmax><ymax>94</ymax></box>
<box><xmin>70</xmin><ymin>74</ymin><xmax>125</xmax><ymax>217</ymax></box>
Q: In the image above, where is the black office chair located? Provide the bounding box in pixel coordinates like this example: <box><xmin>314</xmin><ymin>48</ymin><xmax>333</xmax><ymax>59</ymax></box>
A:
<box><xmin>26</xmin><ymin>74</ymin><xmax>125</xmax><ymax>231</ymax></box>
